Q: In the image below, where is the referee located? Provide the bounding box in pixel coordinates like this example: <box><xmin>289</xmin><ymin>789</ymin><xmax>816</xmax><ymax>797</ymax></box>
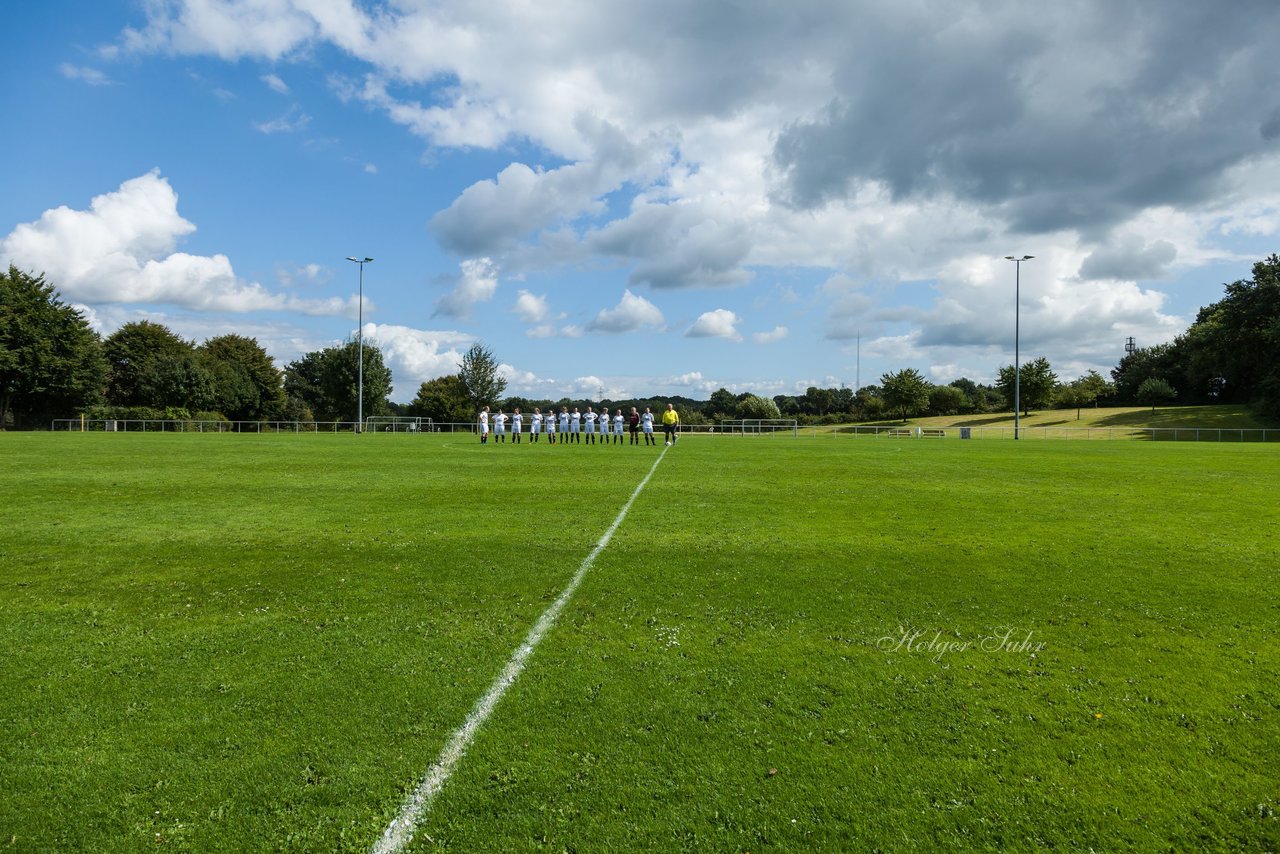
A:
<box><xmin>661</xmin><ymin>402</ymin><xmax>679</xmax><ymax>445</ymax></box>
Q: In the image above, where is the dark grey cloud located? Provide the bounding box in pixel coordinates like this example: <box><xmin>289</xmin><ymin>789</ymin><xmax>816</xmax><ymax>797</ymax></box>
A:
<box><xmin>1078</xmin><ymin>237</ymin><xmax>1176</xmax><ymax>281</ymax></box>
<box><xmin>585</xmin><ymin>202</ymin><xmax>753</xmax><ymax>289</ymax></box>
<box><xmin>773</xmin><ymin>1</ymin><xmax>1280</xmax><ymax>236</ymax></box>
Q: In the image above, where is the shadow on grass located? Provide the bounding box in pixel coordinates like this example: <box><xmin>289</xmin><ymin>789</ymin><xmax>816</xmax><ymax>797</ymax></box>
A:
<box><xmin>1091</xmin><ymin>405</ymin><xmax>1272</xmax><ymax>429</ymax></box>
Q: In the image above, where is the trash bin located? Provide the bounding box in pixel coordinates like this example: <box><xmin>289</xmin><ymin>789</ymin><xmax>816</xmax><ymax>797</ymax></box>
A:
<box><xmin>959</xmin><ymin>427</ymin><xmax>971</xmax><ymax>439</ymax></box>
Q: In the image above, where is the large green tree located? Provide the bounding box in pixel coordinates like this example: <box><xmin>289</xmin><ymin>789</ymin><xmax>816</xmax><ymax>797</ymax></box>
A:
<box><xmin>458</xmin><ymin>343</ymin><xmax>506</xmax><ymax>412</ymax></box>
<box><xmin>1056</xmin><ymin>370</ymin><xmax>1114</xmax><ymax>419</ymax></box>
<box><xmin>706</xmin><ymin>387</ymin><xmax>737</xmax><ymax>419</ymax></box>
<box><xmin>322</xmin><ymin>340</ymin><xmax>392</xmax><ymax>423</ymax></box>
<box><xmin>802</xmin><ymin>386</ymin><xmax>833</xmax><ymax>416</ymax></box>
<box><xmin>103</xmin><ymin>321</ymin><xmax>194</xmax><ymax>407</ymax></box>
<box><xmin>282</xmin><ymin>350</ymin><xmax>329</xmax><ymax>420</ymax></box>
<box><xmin>928</xmin><ymin>384</ymin><xmax>966</xmax><ymax>417</ymax></box>
<box><xmin>1182</xmin><ymin>254</ymin><xmax>1280</xmax><ymax>412</ymax></box>
<box><xmin>408</xmin><ymin>374</ymin><xmax>471</xmax><ymax>424</ymax></box>
<box><xmin>0</xmin><ymin>266</ymin><xmax>106</xmax><ymax>428</ymax></box>
<box><xmin>997</xmin><ymin>357</ymin><xmax>1058</xmax><ymax>414</ymax></box>
<box><xmin>198</xmin><ymin>334</ymin><xmax>286</xmax><ymax>421</ymax></box>
<box><xmin>948</xmin><ymin>378</ymin><xmax>993</xmax><ymax>413</ymax></box>
<box><xmin>1110</xmin><ymin>343</ymin><xmax>1185</xmax><ymax>404</ymax></box>
<box><xmin>879</xmin><ymin>368</ymin><xmax>931</xmax><ymax>422</ymax></box>
<box><xmin>138</xmin><ymin>351</ymin><xmax>216</xmax><ymax>413</ymax></box>
<box><xmin>830</xmin><ymin>386</ymin><xmax>856</xmax><ymax>414</ymax></box>
<box><xmin>1136</xmin><ymin>376</ymin><xmax>1178</xmax><ymax>412</ymax></box>
<box><xmin>283</xmin><ymin>341</ymin><xmax>392</xmax><ymax>423</ymax></box>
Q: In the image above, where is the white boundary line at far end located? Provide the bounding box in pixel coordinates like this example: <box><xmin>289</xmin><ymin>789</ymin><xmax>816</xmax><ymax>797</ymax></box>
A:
<box><xmin>372</xmin><ymin>445</ymin><xmax>670</xmax><ymax>854</ymax></box>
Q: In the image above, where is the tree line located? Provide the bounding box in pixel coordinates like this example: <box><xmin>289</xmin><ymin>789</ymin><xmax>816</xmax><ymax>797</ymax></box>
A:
<box><xmin>3</xmin><ymin>255</ymin><xmax>1278</xmax><ymax>427</ymax></box>
<box><xmin>0</xmin><ymin>266</ymin><xmax>391</xmax><ymax>428</ymax></box>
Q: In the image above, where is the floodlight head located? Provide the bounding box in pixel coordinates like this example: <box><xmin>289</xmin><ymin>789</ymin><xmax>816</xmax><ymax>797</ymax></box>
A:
<box><xmin>346</xmin><ymin>256</ymin><xmax>358</xmax><ymax>262</ymax></box>
<box><xmin>363</xmin><ymin>257</ymin><xmax>374</xmax><ymax>262</ymax></box>
<box><xmin>1004</xmin><ymin>255</ymin><xmax>1034</xmax><ymax>261</ymax></box>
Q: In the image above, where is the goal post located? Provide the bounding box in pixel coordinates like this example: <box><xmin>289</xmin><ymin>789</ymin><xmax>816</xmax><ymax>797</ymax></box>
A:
<box><xmin>364</xmin><ymin>416</ymin><xmax>429</xmax><ymax>433</ymax></box>
<box><xmin>716</xmin><ymin>418</ymin><xmax>799</xmax><ymax>437</ymax></box>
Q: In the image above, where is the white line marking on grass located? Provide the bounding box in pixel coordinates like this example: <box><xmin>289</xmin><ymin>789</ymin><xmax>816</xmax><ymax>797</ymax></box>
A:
<box><xmin>372</xmin><ymin>446</ymin><xmax>669</xmax><ymax>854</ymax></box>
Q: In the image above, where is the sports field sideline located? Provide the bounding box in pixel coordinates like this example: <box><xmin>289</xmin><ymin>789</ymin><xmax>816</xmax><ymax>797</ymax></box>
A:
<box><xmin>2</xmin><ymin>433</ymin><xmax>1277</xmax><ymax>851</ymax></box>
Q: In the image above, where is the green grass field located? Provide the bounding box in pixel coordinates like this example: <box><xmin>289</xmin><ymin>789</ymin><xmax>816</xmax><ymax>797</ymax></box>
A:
<box><xmin>2</xmin><ymin>433</ymin><xmax>1277</xmax><ymax>851</ymax></box>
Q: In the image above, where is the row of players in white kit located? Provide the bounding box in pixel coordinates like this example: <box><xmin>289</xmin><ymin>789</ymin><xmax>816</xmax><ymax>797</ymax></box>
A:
<box><xmin>478</xmin><ymin>406</ymin><xmax>660</xmax><ymax>444</ymax></box>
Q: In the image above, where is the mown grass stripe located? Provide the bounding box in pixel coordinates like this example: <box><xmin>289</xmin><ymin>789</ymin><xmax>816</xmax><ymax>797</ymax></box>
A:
<box><xmin>371</xmin><ymin>445</ymin><xmax>669</xmax><ymax>853</ymax></box>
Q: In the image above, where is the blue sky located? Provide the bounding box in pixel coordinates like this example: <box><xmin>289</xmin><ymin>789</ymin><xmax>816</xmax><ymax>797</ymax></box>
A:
<box><xmin>3</xmin><ymin>1</ymin><xmax>1278</xmax><ymax>402</ymax></box>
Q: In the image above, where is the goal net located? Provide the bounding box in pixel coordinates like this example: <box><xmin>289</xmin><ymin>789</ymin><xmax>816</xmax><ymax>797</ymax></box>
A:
<box><xmin>364</xmin><ymin>416</ymin><xmax>430</xmax><ymax>433</ymax></box>
<box><xmin>716</xmin><ymin>418</ymin><xmax>798</xmax><ymax>436</ymax></box>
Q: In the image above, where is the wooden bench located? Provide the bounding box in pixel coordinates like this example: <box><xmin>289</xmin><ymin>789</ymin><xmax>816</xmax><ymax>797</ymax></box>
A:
<box><xmin>919</xmin><ymin>428</ymin><xmax>946</xmax><ymax>438</ymax></box>
<box><xmin>887</xmin><ymin>428</ymin><xmax>914</xmax><ymax>437</ymax></box>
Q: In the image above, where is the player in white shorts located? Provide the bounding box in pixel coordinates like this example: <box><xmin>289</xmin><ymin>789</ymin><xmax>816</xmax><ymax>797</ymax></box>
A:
<box><xmin>558</xmin><ymin>407</ymin><xmax>570</xmax><ymax>441</ymax></box>
<box><xmin>584</xmin><ymin>406</ymin><xmax>597</xmax><ymax>444</ymax></box>
<box><xmin>569</xmin><ymin>407</ymin><xmax>581</xmax><ymax>443</ymax></box>
<box><xmin>613</xmin><ymin>409</ymin><xmax>624</xmax><ymax>443</ymax></box>
<box><xmin>641</xmin><ymin>407</ymin><xmax>656</xmax><ymax>445</ymax></box>
<box><xmin>530</xmin><ymin>408</ymin><xmax>542</xmax><ymax>442</ymax></box>
<box><xmin>511</xmin><ymin>408</ymin><xmax>523</xmax><ymax>443</ymax></box>
<box><xmin>493</xmin><ymin>409</ymin><xmax>507</xmax><ymax>442</ymax></box>
<box><xmin>478</xmin><ymin>406</ymin><xmax>490</xmax><ymax>444</ymax></box>
<box><xmin>546</xmin><ymin>410</ymin><xmax>557</xmax><ymax>444</ymax></box>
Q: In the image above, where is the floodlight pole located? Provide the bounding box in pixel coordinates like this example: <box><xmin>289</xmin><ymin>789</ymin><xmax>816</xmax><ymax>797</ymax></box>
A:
<box><xmin>856</xmin><ymin>333</ymin><xmax>861</xmax><ymax>393</ymax></box>
<box><xmin>346</xmin><ymin>256</ymin><xmax>374</xmax><ymax>433</ymax></box>
<box><xmin>1004</xmin><ymin>255</ymin><xmax>1034</xmax><ymax>440</ymax></box>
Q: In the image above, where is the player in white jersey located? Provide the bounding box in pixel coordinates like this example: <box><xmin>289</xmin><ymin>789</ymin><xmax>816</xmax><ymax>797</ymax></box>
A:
<box><xmin>613</xmin><ymin>409</ymin><xmax>624</xmax><ymax>443</ymax></box>
<box><xmin>641</xmin><ymin>407</ymin><xmax>656</xmax><ymax>445</ymax></box>
<box><xmin>570</xmin><ymin>407</ymin><xmax>581</xmax><ymax>443</ymax></box>
<box><xmin>478</xmin><ymin>406</ymin><xmax>490</xmax><ymax>444</ymax></box>
<box><xmin>558</xmin><ymin>407</ymin><xmax>570</xmax><ymax>438</ymax></box>
<box><xmin>546</xmin><ymin>410</ymin><xmax>557</xmax><ymax>444</ymax></box>
<box><xmin>530</xmin><ymin>408</ymin><xmax>542</xmax><ymax>442</ymax></box>
<box><xmin>584</xmin><ymin>407</ymin><xmax>597</xmax><ymax>444</ymax></box>
<box><xmin>494</xmin><ymin>409</ymin><xmax>507</xmax><ymax>442</ymax></box>
<box><xmin>511</xmin><ymin>408</ymin><xmax>523</xmax><ymax>443</ymax></box>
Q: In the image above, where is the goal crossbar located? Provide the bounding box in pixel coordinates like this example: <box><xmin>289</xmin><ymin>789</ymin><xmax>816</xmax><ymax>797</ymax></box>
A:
<box><xmin>716</xmin><ymin>418</ymin><xmax>798</xmax><ymax>436</ymax></box>
<box><xmin>364</xmin><ymin>416</ymin><xmax>430</xmax><ymax>433</ymax></box>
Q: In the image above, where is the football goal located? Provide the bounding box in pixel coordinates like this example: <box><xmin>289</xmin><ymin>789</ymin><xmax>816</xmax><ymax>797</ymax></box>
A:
<box><xmin>364</xmin><ymin>416</ymin><xmax>430</xmax><ymax>433</ymax></box>
<box><xmin>716</xmin><ymin>418</ymin><xmax>798</xmax><ymax>436</ymax></box>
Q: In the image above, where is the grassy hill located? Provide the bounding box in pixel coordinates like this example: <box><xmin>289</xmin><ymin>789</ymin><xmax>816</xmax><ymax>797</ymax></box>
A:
<box><xmin>856</xmin><ymin>403</ymin><xmax>1275</xmax><ymax>430</ymax></box>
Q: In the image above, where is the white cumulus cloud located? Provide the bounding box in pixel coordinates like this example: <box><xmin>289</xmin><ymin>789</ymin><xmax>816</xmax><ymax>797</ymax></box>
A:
<box><xmin>512</xmin><ymin>289</ymin><xmax>551</xmax><ymax>323</ymax></box>
<box><xmin>753</xmin><ymin>325</ymin><xmax>789</xmax><ymax>344</ymax></box>
<box><xmin>434</xmin><ymin>257</ymin><xmax>499</xmax><ymax>318</ymax></box>
<box><xmin>687</xmin><ymin>309</ymin><xmax>742</xmax><ymax>341</ymax></box>
<box><xmin>363</xmin><ymin>323</ymin><xmax>472</xmax><ymax>399</ymax></box>
<box><xmin>588</xmin><ymin>289</ymin><xmax>664</xmax><ymax>333</ymax></box>
<box><xmin>0</xmin><ymin>171</ymin><xmax>354</xmax><ymax>316</ymax></box>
